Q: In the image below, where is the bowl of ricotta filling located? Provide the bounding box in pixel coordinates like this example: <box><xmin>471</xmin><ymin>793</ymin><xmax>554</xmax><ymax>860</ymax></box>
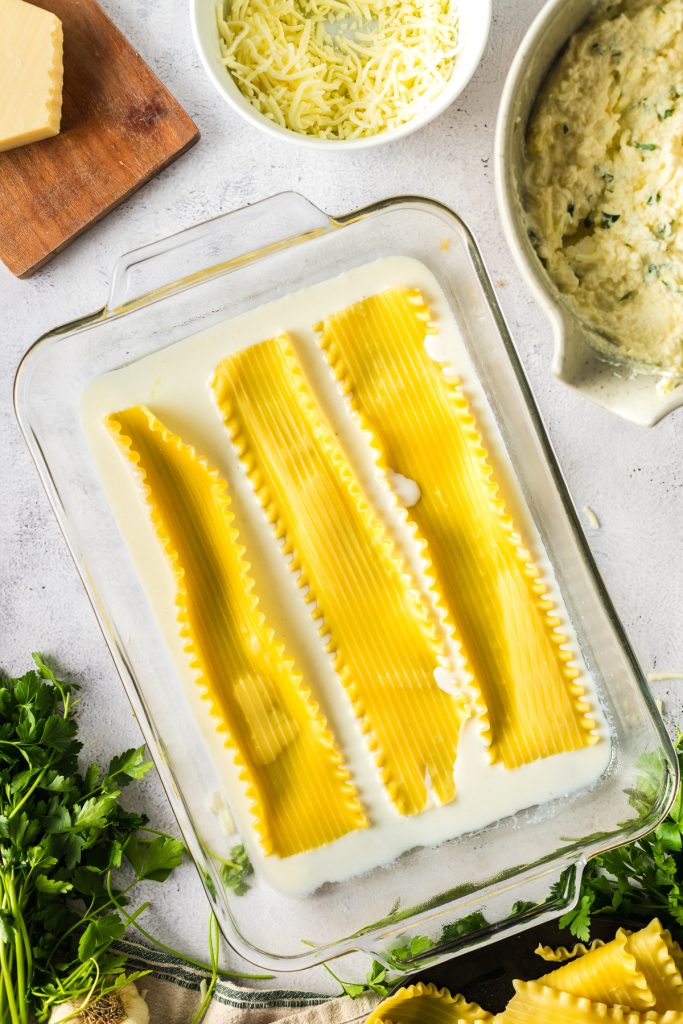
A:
<box><xmin>496</xmin><ymin>0</ymin><xmax>683</xmax><ymax>426</ymax></box>
<box><xmin>191</xmin><ymin>0</ymin><xmax>491</xmax><ymax>148</ymax></box>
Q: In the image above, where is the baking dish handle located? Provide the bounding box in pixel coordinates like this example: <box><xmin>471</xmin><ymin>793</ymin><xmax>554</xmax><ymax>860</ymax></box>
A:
<box><xmin>361</xmin><ymin>860</ymin><xmax>583</xmax><ymax>972</ymax></box>
<box><xmin>106</xmin><ymin>192</ymin><xmax>331</xmax><ymax>313</ymax></box>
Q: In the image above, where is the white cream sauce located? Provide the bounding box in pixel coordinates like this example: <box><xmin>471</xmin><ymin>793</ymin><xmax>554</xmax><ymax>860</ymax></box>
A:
<box><xmin>387</xmin><ymin>469</ymin><xmax>422</xmax><ymax>507</ymax></box>
<box><xmin>82</xmin><ymin>257</ymin><xmax>611</xmax><ymax>897</ymax></box>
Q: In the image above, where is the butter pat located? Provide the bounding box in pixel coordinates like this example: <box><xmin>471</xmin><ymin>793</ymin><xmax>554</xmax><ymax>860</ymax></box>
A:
<box><xmin>0</xmin><ymin>0</ymin><xmax>64</xmax><ymax>153</ymax></box>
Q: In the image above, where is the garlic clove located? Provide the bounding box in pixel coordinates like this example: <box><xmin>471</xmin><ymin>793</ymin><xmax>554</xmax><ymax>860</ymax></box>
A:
<box><xmin>48</xmin><ymin>983</ymin><xmax>150</xmax><ymax>1024</ymax></box>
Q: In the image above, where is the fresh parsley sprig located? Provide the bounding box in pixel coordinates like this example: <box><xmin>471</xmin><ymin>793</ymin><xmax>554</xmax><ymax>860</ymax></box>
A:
<box><xmin>219</xmin><ymin>844</ymin><xmax>254</xmax><ymax>896</ymax></box>
<box><xmin>0</xmin><ymin>655</ymin><xmax>267</xmax><ymax>1024</ymax></box>
<box><xmin>322</xmin><ymin>912</ymin><xmax>491</xmax><ymax>999</ymax></box>
<box><xmin>560</xmin><ymin>736</ymin><xmax>683</xmax><ymax>943</ymax></box>
<box><xmin>0</xmin><ymin>654</ymin><xmax>185</xmax><ymax>1024</ymax></box>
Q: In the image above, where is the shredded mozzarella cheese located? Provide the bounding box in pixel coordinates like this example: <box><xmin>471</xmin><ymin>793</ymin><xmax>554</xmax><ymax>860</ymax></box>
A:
<box><xmin>216</xmin><ymin>0</ymin><xmax>459</xmax><ymax>139</ymax></box>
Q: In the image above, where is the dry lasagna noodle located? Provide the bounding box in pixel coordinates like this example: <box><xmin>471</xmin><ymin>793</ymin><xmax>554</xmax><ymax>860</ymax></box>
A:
<box><xmin>317</xmin><ymin>287</ymin><xmax>596</xmax><ymax>769</ymax></box>
<box><xmin>528</xmin><ymin>920</ymin><xmax>683</xmax><ymax>1017</ymax></box>
<box><xmin>620</xmin><ymin>921</ymin><xmax>683</xmax><ymax>1013</ymax></box>
<box><xmin>538</xmin><ymin>931</ymin><xmax>654</xmax><ymax>1010</ymax></box>
<box><xmin>535</xmin><ymin>940</ymin><xmax>606</xmax><ymax>963</ymax></box>
<box><xmin>106</xmin><ymin>405</ymin><xmax>367</xmax><ymax>858</ymax></box>
<box><xmin>365</xmin><ymin>982</ymin><xmax>491</xmax><ymax>1024</ymax></box>
<box><xmin>499</xmin><ymin>981</ymin><xmax>664</xmax><ymax>1024</ymax></box>
<box><xmin>212</xmin><ymin>337</ymin><xmax>468</xmax><ymax>817</ymax></box>
<box><xmin>369</xmin><ymin>922</ymin><xmax>683</xmax><ymax>1024</ymax></box>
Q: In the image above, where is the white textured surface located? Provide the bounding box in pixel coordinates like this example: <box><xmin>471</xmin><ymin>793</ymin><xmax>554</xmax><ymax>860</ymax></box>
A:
<box><xmin>1</xmin><ymin>0</ymin><xmax>682</xmax><ymax>997</ymax></box>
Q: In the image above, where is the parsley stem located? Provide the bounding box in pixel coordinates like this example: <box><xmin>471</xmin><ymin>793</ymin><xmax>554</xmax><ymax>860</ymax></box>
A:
<box><xmin>190</xmin><ymin>914</ymin><xmax>220</xmax><ymax>1024</ymax></box>
<box><xmin>7</xmin><ymin>768</ymin><xmax>47</xmax><ymax>822</ymax></box>
<box><xmin>104</xmin><ymin>874</ymin><xmax>272</xmax><ymax>981</ymax></box>
<box><xmin>1</xmin><ymin>871</ymin><xmax>29</xmax><ymax>1024</ymax></box>
<box><xmin>6</xmin><ymin>877</ymin><xmax>29</xmax><ymax>1024</ymax></box>
<box><xmin>199</xmin><ymin>842</ymin><xmax>240</xmax><ymax>871</ymax></box>
<box><xmin>320</xmin><ymin>961</ymin><xmax>346</xmax><ymax>993</ymax></box>
<box><xmin>43</xmin><ymin>879</ymin><xmax>138</xmax><ymax>969</ymax></box>
<box><xmin>0</xmin><ymin>938</ymin><xmax>21</xmax><ymax>1024</ymax></box>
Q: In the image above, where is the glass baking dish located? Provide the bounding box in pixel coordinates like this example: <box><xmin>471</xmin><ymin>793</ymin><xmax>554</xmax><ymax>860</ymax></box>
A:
<box><xmin>14</xmin><ymin>193</ymin><xmax>677</xmax><ymax>975</ymax></box>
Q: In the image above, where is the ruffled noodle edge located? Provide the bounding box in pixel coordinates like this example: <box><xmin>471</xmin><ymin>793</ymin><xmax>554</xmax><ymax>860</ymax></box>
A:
<box><xmin>365</xmin><ymin>981</ymin><xmax>492</xmax><ymax>1024</ymax></box>
<box><xmin>505</xmin><ymin>980</ymin><xmax>683</xmax><ymax>1023</ymax></box>
<box><xmin>106</xmin><ymin>406</ymin><xmax>367</xmax><ymax>857</ymax></box>
<box><xmin>535</xmin><ymin>940</ymin><xmax>607</xmax><ymax>963</ymax></box>
<box><xmin>211</xmin><ymin>338</ymin><xmax>467</xmax><ymax>817</ymax></box>
<box><xmin>317</xmin><ymin>286</ymin><xmax>597</xmax><ymax>766</ymax></box>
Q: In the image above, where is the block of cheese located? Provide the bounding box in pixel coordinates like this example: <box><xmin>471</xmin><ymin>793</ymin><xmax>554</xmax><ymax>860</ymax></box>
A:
<box><xmin>0</xmin><ymin>0</ymin><xmax>64</xmax><ymax>153</ymax></box>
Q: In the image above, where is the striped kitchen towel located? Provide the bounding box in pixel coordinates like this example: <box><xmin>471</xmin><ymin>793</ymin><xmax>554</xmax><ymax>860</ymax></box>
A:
<box><xmin>116</xmin><ymin>938</ymin><xmax>381</xmax><ymax>1023</ymax></box>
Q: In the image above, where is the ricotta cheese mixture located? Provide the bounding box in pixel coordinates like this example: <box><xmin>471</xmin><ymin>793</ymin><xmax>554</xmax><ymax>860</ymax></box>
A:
<box><xmin>525</xmin><ymin>0</ymin><xmax>683</xmax><ymax>374</ymax></box>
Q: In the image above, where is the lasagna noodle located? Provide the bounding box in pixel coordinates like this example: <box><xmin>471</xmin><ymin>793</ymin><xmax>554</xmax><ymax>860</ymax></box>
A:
<box><xmin>499</xmin><ymin>981</ymin><xmax>682</xmax><ymax>1024</ymax></box>
<box><xmin>539</xmin><ymin>931</ymin><xmax>654</xmax><ymax>1011</ymax></box>
<box><xmin>365</xmin><ymin>983</ymin><xmax>491</xmax><ymax>1024</ymax></box>
<box><xmin>621</xmin><ymin>921</ymin><xmax>683</xmax><ymax>1012</ymax></box>
<box><xmin>536</xmin><ymin>941</ymin><xmax>606</xmax><ymax>963</ymax></box>
<box><xmin>536</xmin><ymin>922</ymin><xmax>683</xmax><ymax>1012</ymax></box>
<box><xmin>106</xmin><ymin>405</ymin><xmax>367</xmax><ymax>858</ymax></box>
<box><xmin>212</xmin><ymin>337</ymin><xmax>468</xmax><ymax>817</ymax></box>
<box><xmin>317</xmin><ymin>287</ymin><xmax>596</xmax><ymax>769</ymax></box>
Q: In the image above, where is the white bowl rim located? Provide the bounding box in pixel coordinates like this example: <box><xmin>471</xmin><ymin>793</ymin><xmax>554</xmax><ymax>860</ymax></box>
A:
<box><xmin>189</xmin><ymin>0</ymin><xmax>492</xmax><ymax>151</ymax></box>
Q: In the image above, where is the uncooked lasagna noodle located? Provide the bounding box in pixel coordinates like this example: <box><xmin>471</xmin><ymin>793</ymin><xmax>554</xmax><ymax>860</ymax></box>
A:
<box><xmin>317</xmin><ymin>287</ymin><xmax>596</xmax><ymax>769</ymax></box>
<box><xmin>538</xmin><ymin>931</ymin><xmax>653</xmax><ymax>1010</ymax></box>
<box><xmin>535</xmin><ymin>941</ymin><xmax>606</xmax><ymax>963</ymax></box>
<box><xmin>212</xmin><ymin>336</ymin><xmax>468</xmax><ymax>817</ymax></box>
<box><xmin>536</xmin><ymin>921</ymin><xmax>683</xmax><ymax>1007</ymax></box>
<box><xmin>499</xmin><ymin>981</ymin><xmax>666</xmax><ymax>1024</ymax></box>
<box><xmin>367</xmin><ymin>922</ymin><xmax>683</xmax><ymax>1024</ymax></box>
<box><xmin>620</xmin><ymin>921</ymin><xmax>683</xmax><ymax>1012</ymax></box>
<box><xmin>106</xmin><ymin>405</ymin><xmax>367</xmax><ymax>858</ymax></box>
<box><xmin>365</xmin><ymin>982</ymin><xmax>491</xmax><ymax>1024</ymax></box>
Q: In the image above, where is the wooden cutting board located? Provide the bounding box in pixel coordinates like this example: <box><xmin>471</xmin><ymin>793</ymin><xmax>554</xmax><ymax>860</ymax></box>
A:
<box><xmin>0</xmin><ymin>0</ymin><xmax>200</xmax><ymax>278</ymax></box>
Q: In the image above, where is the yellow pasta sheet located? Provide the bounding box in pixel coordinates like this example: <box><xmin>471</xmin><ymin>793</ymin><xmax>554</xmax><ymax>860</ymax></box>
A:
<box><xmin>212</xmin><ymin>337</ymin><xmax>468</xmax><ymax>816</ymax></box>
<box><xmin>535</xmin><ymin>941</ymin><xmax>606</xmax><ymax>963</ymax></box>
<box><xmin>539</xmin><ymin>931</ymin><xmax>653</xmax><ymax>1010</ymax></box>
<box><xmin>107</xmin><ymin>405</ymin><xmax>367</xmax><ymax>858</ymax></box>
<box><xmin>318</xmin><ymin>287</ymin><xmax>596</xmax><ymax>769</ymax></box>
<box><xmin>365</xmin><ymin>983</ymin><xmax>491</xmax><ymax>1024</ymax></box>
<box><xmin>622</xmin><ymin>921</ymin><xmax>683</xmax><ymax>1012</ymax></box>
<box><xmin>368</xmin><ymin>922</ymin><xmax>683</xmax><ymax>1024</ymax></box>
<box><xmin>499</xmin><ymin>981</ymin><xmax>683</xmax><ymax>1024</ymax></box>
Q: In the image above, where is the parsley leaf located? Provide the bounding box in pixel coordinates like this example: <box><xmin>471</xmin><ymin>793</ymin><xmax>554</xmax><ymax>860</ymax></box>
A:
<box><xmin>0</xmin><ymin>656</ymin><xmax>187</xmax><ymax>1023</ymax></box>
<box><xmin>600</xmin><ymin>211</ymin><xmax>621</xmax><ymax>228</ymax></box>
<box><xmin>125</xmin><ymin>835</ymin><xmax>185</xmax><ymax>883</ymax></box>
<box><xmin>219</xmin><ymin>844</ymin><xmax>254</xmax><ymax>896</ymax></box>
<box><xmin>559</xmin><ymin>892</ymin><xmax>595</xmax><ymax>942</ymax></box>
<box><xmin>563</xmin><ymin>736</ymin><xmax>683</xmax><ymax>943</ymax></box>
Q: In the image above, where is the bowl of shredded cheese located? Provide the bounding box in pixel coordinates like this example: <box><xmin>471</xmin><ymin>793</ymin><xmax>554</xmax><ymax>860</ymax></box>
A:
<box><xmin>191</xmin><ymin>0</ymin><xmax>491</xmax><ymax>147</ymax></box>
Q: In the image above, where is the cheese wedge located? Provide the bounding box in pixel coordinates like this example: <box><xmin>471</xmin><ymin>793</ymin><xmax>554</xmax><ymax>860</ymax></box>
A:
<box><xmin>0</xmin><ymin>0</ymin><xmax>64</xmax><ymax>153</ymax></box>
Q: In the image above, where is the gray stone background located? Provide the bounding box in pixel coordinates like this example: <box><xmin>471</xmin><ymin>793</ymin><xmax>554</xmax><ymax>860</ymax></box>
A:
<box><xmin>1</xmin><ymin>0</ymin><xmax>681</xmax><ymax>995</ymax></box>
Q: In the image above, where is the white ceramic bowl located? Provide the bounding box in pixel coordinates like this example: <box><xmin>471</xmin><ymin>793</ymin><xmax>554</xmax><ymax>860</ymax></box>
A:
<box><xmin>190</xmin><ymin>0</ymin><xmax>491</xmax><ymax>151</ymax></box>
<box><xmin>495</xmin><ymin>0</ymin><xmax>683</xmax><ymax>427</ymax></box>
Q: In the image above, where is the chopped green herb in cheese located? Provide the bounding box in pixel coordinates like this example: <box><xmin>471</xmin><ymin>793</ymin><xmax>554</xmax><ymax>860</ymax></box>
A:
<box><xmin>525</xmin><ymin>0</ymin><xmax>683</xmax><ymax>374</ymax></box>
<box><xmin>216</xmin><ymin>0</ymin><xmax>459</xmax><ymax>140</ymax></box>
